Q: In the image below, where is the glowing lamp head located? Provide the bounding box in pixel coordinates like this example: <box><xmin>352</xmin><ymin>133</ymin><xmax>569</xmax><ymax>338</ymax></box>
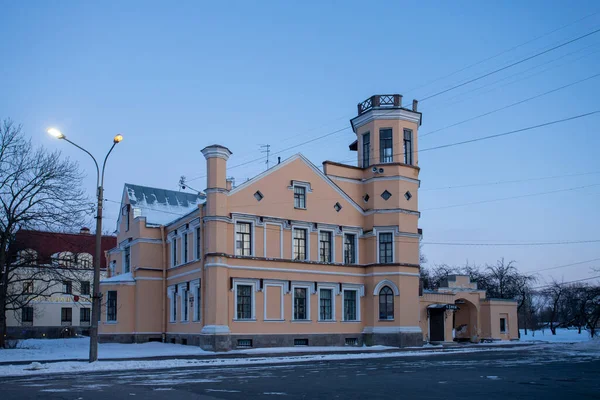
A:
<box><xmin>47</xmin><ymin>128</ymin><xmax>65</xmax><ymax>139</ymax></box>
<box><xmin>113</xmin><ymin>134</ymin><xmax>123</xmax><ymax>144</ymax></box>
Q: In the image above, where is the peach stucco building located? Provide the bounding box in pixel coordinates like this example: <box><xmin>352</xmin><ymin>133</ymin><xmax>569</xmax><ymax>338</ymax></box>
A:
<box><xmin>99</xmin><ymin>94</ymin><xmax>518</xmax><ymax>350</ymax></box>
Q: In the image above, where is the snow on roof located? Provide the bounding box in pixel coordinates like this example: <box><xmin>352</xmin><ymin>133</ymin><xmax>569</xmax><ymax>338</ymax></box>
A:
<box><xmin>100</xmin><ymin>272</ymin><xmax>135</xmax><ymax>283</ymax></box>
<box><xmin>124</xmin><ymin>183</ymin><xmax>205</xmax><ymax>226</ymax></box>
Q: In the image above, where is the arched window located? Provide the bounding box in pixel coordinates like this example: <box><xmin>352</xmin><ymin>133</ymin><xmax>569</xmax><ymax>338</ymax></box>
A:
<box><xmin>379</xmin><ymin>286</ymin><xmax>394</xmax><ymax>320</ymax></box>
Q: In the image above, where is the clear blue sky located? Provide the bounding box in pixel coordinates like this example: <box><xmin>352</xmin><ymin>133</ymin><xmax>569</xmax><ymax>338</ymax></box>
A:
<box><xmin>1</xmin><ymin>0</ymin><xmax>599</xmax><ymax>284</ymax></box>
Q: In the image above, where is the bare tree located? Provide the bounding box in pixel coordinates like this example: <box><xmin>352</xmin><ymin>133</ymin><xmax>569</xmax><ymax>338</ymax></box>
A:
<box><xmin>541</xmin><ymin>280</ymin><xmax>565</xmax><ymax>335</ymax></box>
<box><xmin>0</xmin><ymin>120</ymin><xmax>89</xmax><ymax>348</ymax></box>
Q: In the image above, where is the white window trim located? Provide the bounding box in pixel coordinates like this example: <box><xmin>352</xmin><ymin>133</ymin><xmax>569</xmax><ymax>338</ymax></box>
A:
<box><xmin>190</xmin><ymin>279</ymin><xmax>201</xmax><ymax>322</ymax></box>
<box><xmin>263</xmin><ymin>280</ymin><xmax>285</xmax><ymax>321</ymax></box>
<box><xmin>342</xmin><ymin>230</ymin><xmax>359</xmax><ymax>265</ymax></box>
<box><xmin>167</xmin><ymin>285</ymin><xmax>177</xmax><ymax>323</ymax></box>
<box><xmin>232</xmin><ymin>278</ymin><xmax>259</xmax><ymax>321</ymax></box>
<box><xmin>342</xmin><ymin>284</ymin><xmax>364</xmax><ymax>322</ymax></box>
<box><xmin>193</xmin><ymin>226</ymin><xmax>201</xmax><ymax>261</ymax></box>
<box><xmin>288</xmin><ymin>181</ymin><xmax>312</xmax><ymax>210</ymax></box>
<box><xmin>317</xmin><ymin>228</ymin><xmax>335</xmax><ymax>263</ymax></box>
<box><xmin>317</xmin><ymin>283</ymin><xmax>338</xmax><ymax>322</ymax></box>
<box><xmin>291</xmin><ymin>226</ymin><xmax>310</xmax><ymax>261</ymax></box>
<box><xmin>291</xmin><ymin>282</ymin><xmax>312</xmax><ymax>321</ymax></box>
<box><xmin>178</xmin><ymin>282</ymin><xmax>189</xmax><ymax>323</ymax></box>
<box><xmin>180</xmin><ymin>230</ymin><xmax>189</xmax><ymax>265</ymax></box>
<box><xmin>376</xmin><ymin>229</ymin><xmax>395</xmax><ymax>264</ymax></box>
<box><xmin>168</xmin><ymin>233</ymin><xmax>178</xmax><ymax>268</ymax></box>
<box><xmin>233</xmin><ymin>217</ymin><xmax>256</xmax><ymax>257</ymax></box>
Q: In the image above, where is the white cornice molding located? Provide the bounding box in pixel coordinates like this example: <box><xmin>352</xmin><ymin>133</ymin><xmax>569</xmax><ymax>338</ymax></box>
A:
<box><xmin>363</xmin><ymin>326</ymin><xmax>422</xmax><ymax>334</ymax></box>
<box><xmin>351</xmin><ymin>108</ymin><xmax>421</xmax><ymax>132</ymax></box>
<box><xmin>201</xmin><ymin>145</ymin><xmax>232</xmax><ymax>160</ymax></box>
<box><xmin>328</xmin><ymin>174</ymin><xmax>420</xmax><ymax>186</ymax></box>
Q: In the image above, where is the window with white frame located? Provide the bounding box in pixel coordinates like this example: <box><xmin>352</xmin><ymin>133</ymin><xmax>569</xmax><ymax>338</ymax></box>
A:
<box><xmin>403</xmin><ymin>129</ymin><xmax>413</xmax><ymax>165</ymax></box>
<box><xmin>343</xmin><ymin>289</ymin><xmax>358</xmax><ymax>321</ymax></box>
<box><xmin>235</xmin><ymin>222</ymin><xmax>252</xmax><ymax>256</ymax></box>
<box><xmin>378</xmin><ymin>232</ymin><xmax>393</xmax><ymax>264</ymax></box>
<box><xmin>236</xmin><ymin>284</ymin><xmax>253</xmax><ymax>320</ymax></box>
<box><xmin>362</xmin><ymin>132</ymin><xmax>370</xmax><ymax>168</ymax></box>
<box><xmin>192</xmin><ymin>280</ymin><xmax>201</xmax><ymax>322</ymax></box>
<box><xmin>123</xmin><ymin>246</ymin><xmax>131</xmax><ymax>273</ymax></box>
<box><xmin>379</xmin><ymin>128</ymin><xmax>393</xmax><ymax>163</ymax></box>
<box><xmin>293</xmin><ymin>228</ymin><xmax>307</xmax><ymax>261</ymax></box>
<box><xmin>319</xmin><ymin>231</ymin><xmax>332</xmax><ymax>263</ymax></box>
<box><xmin>319</xmin><ymin>288</ymin><xmax>333</xmax><ymax>321</ymax></box>
<box><xmin>195</xmin><ymin>227</ymin><xmax>201</xmax><ymax>259</ymax></box>
<box><xmin>168</xmin><ymin>286</ymin><xmax>177</xmax><ymax>322</ymax></box>
<box><xmin>293</xmin><ymin>286</ymin><xmax>309</xmax><ymax>320</ymax></box>
<box><xmin>379</xmin><ymin>286</ymin><xmax>394</xmax><ymax>320</ymax></box>
<box><xmin>171</xmin><ymin>236</ymin><xmax>178</xmax><ymax>267</ymax></box>
<box><xmin>180</xmin><ymin>283</ymin><xmax>189</xmax><ymax>322</ymax></box>
<box><xmin>344</xmin><ymin>233</ymin><xmax>356</xmax><ymax>264</ymax></box>
<box><xmin>294</xmin><ymin>185</ymin><xmax>306</xmax><ymax>209</ymax></box>
<box><xmin>183</xmin><ymin>232</ymin><xmax>189</xmax><ymax>263</ymax></box>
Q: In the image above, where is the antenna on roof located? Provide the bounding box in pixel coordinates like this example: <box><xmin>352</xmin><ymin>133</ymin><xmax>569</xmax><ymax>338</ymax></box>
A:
<box><xmin>260</xmin><ymin>144</ymin><xmax>271</xmax><ymax>170</ymax></box>
<box><xmin>178</xmin><ymin>176</ymin><xmax>203</xmax><ymax>196</ymax></box>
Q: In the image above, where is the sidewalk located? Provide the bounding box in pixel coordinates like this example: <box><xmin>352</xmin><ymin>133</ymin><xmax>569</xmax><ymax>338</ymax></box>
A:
<box><xmin>0</xmin><ymin>341</ymin><xmax>534</xmax><ymax>366</ymax></box>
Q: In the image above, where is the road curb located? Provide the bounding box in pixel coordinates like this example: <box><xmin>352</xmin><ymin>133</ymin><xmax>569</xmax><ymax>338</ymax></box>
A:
<box><xmin>0</xmin><ymin>341</ymin><xmax>538</xmax><ymax>366</ymax></box>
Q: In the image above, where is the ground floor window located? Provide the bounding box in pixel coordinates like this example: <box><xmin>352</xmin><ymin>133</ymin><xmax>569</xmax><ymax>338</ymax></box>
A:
<box><xmin>294</xmin><ymin>287</ymin><xmax>308</xmax><ymax>320</ymax></box>
<box><xmin>236</xmin><ymin>284</ymin><xmax>253</xmax><ymax>320</ymax></box>
<box><xmin>61</xmin><ymin>307</ymin><xmax>72</xmax><ymax>323</ymax></box>
<box><xmin>195</xmin><ymin>283</ymin><xmax>201</xmax><ymax>322</ymax></box>
<box><xmin>80</xmin><ymin>307</ymin><xmax>91</xmax><ymax>323</ymax></box>
<box><xmin>319</xmin><ymin>288</ymin><xmax>333</xmax><ymax>320</ymax></box>
<box><xmin>343</xmin><ymin>290</ymin><xmax>357</xmax><ymax>321</ymax></box>
<box><xmin>379</xmin><ymin>286</ymin><xmax>394</xmax><ymax>320</ymax></box>
<box><xmin>107</xmin><ymin>291</ymin><xmax>117</xmax><ymax>322</ymax></box>
<box><xmin>22</xmin><ymin>306</ymin><xmax>34</xmax><ymax>323</ymax></box>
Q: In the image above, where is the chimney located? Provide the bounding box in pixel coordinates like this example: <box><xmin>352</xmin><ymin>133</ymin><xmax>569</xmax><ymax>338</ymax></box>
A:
<box><xmin>278</xmin><ymin>156</ymin><xmax>281</xmax><ymax>165</ymax></box>
<box><xmin>226</xmin><ymin>177</ymin><xmax>235</xmax><ymax>191</ymax></box>
<box><xmin>80</xmin><ymin>227</ymin><xmax>91</xmax><ymax>235</ymax></box>
<box><xmin>412</xmin><ymin>99</ymin><xmax>418</xmax><ymax>112</ymax></box>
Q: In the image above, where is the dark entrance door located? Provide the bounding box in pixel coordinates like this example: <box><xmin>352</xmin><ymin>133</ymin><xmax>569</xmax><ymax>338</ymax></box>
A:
<box><xmin>429</xmin><ymin>308</ymin><xmax>445</xmax><ymax>342</ymax></box>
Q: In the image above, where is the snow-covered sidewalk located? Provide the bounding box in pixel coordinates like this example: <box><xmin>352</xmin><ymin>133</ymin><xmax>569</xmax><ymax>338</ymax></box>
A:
<box><xmin>519</xmin><ymin>328</ymin><xmax>594</xmax><ymax>343</ymax></box>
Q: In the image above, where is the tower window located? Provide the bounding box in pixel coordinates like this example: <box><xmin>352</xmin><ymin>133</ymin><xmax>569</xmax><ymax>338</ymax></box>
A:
<box><xmin>362</xmin><ymin>132</ymin><xmax>370</xmax><ymax>168</ymax></box>
<box><xmin>405</xmin><ymin>191</ymin><xmax>412</xmax><ymax>201</ymax></box>
<box><xmin>379</xmin><ymin>233</ymin><xmax>393</xmax><ymax>264</ymax></box>
<box><xmin>380</xmin><ymin>129</ymin><xmax>393</xmax><ymax>163</ymax></box>
<box><xmin>235</xmin><ymin>222</ymin><xmax>252</xmax><ymax>256</ymax></box>
<box><xmin>363</xmin><ymin>194</ymin><xmax>370</xmax><ymax>203</ymax></box>
<box><xmin>404</xmin><ymin>129</ymin><xmax>413</xmax><ymax>165</ymax></box>
<box><xmin>381</xmin><ymin>190</ymin><xmax>392</xmax><ymax>201</ymax></box>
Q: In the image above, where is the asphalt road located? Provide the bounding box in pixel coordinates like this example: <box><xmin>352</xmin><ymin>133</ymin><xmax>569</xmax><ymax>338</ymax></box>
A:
<box><xmin>2</xmin><ymin>343</ymin><xmax>599</xmax><ymax>399</ymax></box>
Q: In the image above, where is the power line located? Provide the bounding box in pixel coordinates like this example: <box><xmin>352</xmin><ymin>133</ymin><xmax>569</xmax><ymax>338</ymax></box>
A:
<box><xmin>419</xmin><ymin>27</ymin><xmax>600</xmax><ymax>103</ymax></box>
<box><xmin>532</xmin><ymin>275</ymin><xmax>600</xmax><ymax>290</ymax></box>
<box><xmin>403</xmin><ymin>10</ymin><xmax>600</xmax><ymax>96</ymax></box>
<box><xmin>422</xmin><ymin>183</ymin><xmax>600</xmax><ymax>211</ymax></box>
<box><xmin>529</xmin><ymin>258</ymin><xmax>600</xmax><ymax>273</ymax></box>
<box><xmin>336</xmin><ymin>110</ymin><xmax>600</xmax><ymax>165</ymax></box>
<box><xmin>420</xmin><ymin>72</ymin><xmax>600</xmax><ymax>138</ymax></box>
<box><xmin>420</xmin><ymin>171</ymin><xmax>600</xmax><ymax>191</ymax></box>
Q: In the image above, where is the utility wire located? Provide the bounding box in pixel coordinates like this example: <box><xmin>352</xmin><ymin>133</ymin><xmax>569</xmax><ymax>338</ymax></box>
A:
<box><xmin>403</xmin><ymin>10</ymin><xmax>600</xmax><ymax>96</ymax></box>
<box><xmin>532</xmin><ymin>275</ymin><xmax>600</xmax><ymax>290</ymax></box>
<box><xmin>529</xmin><ymin>258</ymin><xmax>600</xmax><ymax>273</ymax></box>
<box><xmin>420</xmin><ymin>72</ymin><xmax>600</xmax><ymax>138</ymax></box>
<box><xmin>421</xmin><ymin>171</ymin><xmax>600</xmax><ymax>191</ymax></box>
<box><xmin>422</xmin><ymin>183</ymin><xmax>600</xmax><ymax>211</ymax></box>
<box><xmin>418</xmin><ymin>27</ymin><xmax>600</xmax><ymax>103</ymax></box>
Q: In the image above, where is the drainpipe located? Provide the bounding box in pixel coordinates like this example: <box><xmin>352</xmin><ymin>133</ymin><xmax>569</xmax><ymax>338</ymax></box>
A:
<box><xmin>160</xmin><ymin>225</ymin><xmax>167</xmax><ymax>342</ymax></box>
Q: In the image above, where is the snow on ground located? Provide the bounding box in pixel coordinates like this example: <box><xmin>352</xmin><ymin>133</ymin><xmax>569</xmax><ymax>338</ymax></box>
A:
<box><xmin>0</xmin><ymin>346</ymin><xmax>523</xmax><ymax>377</ymax></box>
<box><xmin>0</xmin><ymin>337</ymin><xmax>397</xmax><ymax>363</ymax></box>
<box><xmin>519</xmin><ymin>328</ymin><xmax>595</xmax><ymax>343</ymax></box>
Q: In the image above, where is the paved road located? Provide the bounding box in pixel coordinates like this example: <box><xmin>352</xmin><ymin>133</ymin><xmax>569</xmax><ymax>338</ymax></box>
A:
<box><xmin>2</xmin><ymin>343</ymin><xmax>599</xmax><ymax>399</ymax></box>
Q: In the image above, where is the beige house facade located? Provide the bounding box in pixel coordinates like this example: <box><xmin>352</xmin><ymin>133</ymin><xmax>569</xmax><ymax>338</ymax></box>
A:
<box><xmin>99</xmin><ymin>94</ymin><xmax>518</xmax><ymax>351</ymax></box>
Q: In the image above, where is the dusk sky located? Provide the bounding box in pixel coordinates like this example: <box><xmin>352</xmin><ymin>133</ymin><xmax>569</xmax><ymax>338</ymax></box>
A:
<box><xmin>1</xmin><ymin>0</ymin><xmax>599</xmax><ymax>284</ymax></box>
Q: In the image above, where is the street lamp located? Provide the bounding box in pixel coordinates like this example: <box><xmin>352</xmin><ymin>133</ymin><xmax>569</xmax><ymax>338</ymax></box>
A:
<box><xmin>47</xmin><ymin>127</ymin><xmax>123</xmax><ymax>363</ymax></box>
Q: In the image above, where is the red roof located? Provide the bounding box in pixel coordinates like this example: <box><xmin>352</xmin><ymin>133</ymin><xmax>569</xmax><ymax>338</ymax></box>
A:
<box><xmin>13</xmin><ymin>230</ymin><xmax>117</xmax><ymax>269</ymax></box>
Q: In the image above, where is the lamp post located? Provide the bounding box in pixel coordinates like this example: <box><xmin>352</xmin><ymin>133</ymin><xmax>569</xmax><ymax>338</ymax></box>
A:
<box><xmin>47</xmin><ymin>128</ymin><xmax>123</xmax><ymax>362</ymax></box>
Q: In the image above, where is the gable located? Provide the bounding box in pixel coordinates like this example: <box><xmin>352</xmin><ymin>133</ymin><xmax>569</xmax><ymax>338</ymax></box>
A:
<box><xmin>228</xmin><ymin>155</ymin><xmax>364</xmax><ymax>226</ymax></box>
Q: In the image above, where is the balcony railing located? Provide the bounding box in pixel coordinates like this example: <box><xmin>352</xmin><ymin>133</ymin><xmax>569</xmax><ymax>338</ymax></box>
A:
<box><xmin>357</xmin><ymin>94</ymin><xmax>419</xmax><ymax>115</ymax></box>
